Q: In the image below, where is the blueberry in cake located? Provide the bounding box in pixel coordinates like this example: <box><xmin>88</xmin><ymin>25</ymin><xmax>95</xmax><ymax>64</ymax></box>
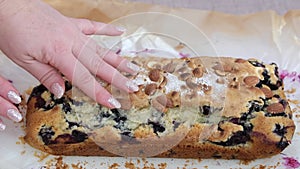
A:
<box><xmin>24</xmin><ymin>56</ymin><xmax>295</xmax><ymax>159</ymax></box>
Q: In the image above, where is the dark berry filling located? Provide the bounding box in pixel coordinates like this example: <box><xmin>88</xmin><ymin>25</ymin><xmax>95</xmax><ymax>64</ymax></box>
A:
<box><xmin>200</xmin><ymin>105</ymin><xmax>211</xmax><ymax>115</ymax></box>
<box><xmin>148</xmin><ymin>121</ymin><xmax>165</xmax><ymax>135</ymax></box>
<box><xmin>273</xmin><ymin>124</ymin><xmax>287</xmax><ymax>137</ymax></box>
<box><xmin>213</xmin><ymin>131</ymin><xmax>251</xmax><ymax>146</ymax></box>
<box><xmin>38</xmin><ymin>125</ymin><xmax>55</xmax><ymax>145</ymax></box>
<box><xmin>49</xmin><ymin>130</ymin><xmax>88</xmax><ymax>144</ymax></box>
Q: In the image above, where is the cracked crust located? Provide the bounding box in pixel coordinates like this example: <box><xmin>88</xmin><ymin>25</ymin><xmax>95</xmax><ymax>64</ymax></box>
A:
<box><xmin>24</xmin><ymin>56</ymin><xmax>295</xmax><ymax>159</ymax></box>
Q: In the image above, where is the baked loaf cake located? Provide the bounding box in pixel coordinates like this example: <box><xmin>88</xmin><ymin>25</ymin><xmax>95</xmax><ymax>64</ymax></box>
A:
<box><xmin>24</xmin><ymin>56</ymin><xmax>295</xmax><ymax>160</ymax></box>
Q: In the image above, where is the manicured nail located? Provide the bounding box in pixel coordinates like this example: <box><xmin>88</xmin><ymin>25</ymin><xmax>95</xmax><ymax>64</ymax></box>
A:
<box><xmin>7</xmin><ymin>109</ymin><xmax>22</xmax><ymax>122</ymax></box>
<box><xmin>116</xmin><ymin>26</ymin><xmax>126</xmax><ymax>32</ymax></box>
<box><xmin>108</xmin><ymin>97</ymin><xmax>121</xmax><ymax>108</ymax></box>
<box><xmin>0</xmin><ymin>122</ymin><xmax>6</xmax><ymax>131</ymax></box>
<box><xmin>127</xmin><ymin>62</ymin><xmax>140</xmax><ymax>72</ymax></box>
<box><xmin>51</xmin><ymin>83</ymin><xmax>64</xmax><ymax>98</ymax></box>
<box><xmin>126</xmin><ymin>81</ymin><xmax>139</xmax><ymax>92</ymax></box>
<box><xmin>7</xmin><ymin>91</ymin><xmax>21</xmax><ymax>104</ymax></box>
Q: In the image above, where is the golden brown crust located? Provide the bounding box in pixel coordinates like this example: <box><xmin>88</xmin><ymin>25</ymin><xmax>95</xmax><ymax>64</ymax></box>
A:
<box><xmin>24</xmin><ymin>56</ymin><xmax>295</xmax><ymax>160</ymax></box>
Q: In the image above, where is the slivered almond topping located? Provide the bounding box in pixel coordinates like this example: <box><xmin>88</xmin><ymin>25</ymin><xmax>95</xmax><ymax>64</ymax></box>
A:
<box><xmin>144</xmin><ymin>83</ymin><xmax>157</xmax><ymax>96</ymax></box>
<box><xmin>151</xmin><ymin>99</ymin><xmax>166</xmax><ymax>113</ymax></box>
<box><xmin>267</xmin><ymin>103</ymin><xmax>284</xmax><ymax>114</ymax></box>
<box><xmin>180</xmin><ymin>73</ymin><xmax>191</xmax><ymax>81</ymax></box>
<box><xmin>149</xmin><ymin>69</ymin><xmax>161</xmax><ymax>82</ymax></box>
<box><xmin>159</xmin><ymin>76</ymin><xmax>168</xmax><ymax>89</ymax></box>
<box><xmin>187</xmin><ymin>60</ymin><xmax>196</xmax><ymax>68</ymax></box>
<box><xmin>212</xmin><ymin>64</ymin><xmax>232</xmax><ymax>72</ymax></box>
<box><xmin>162</xmin><ymin>62</ymin><xmax>176</xmax><ymax>73</ymax></box>
<box><xmin>147</xmin><ymin>61</ymin><xmax>161</xmax><ymax>69</ymax></box>
<box><xmin>244</xmin><ymin>76</ymin><xmax>260</xmax><ymax>87</ymax></box>
<box><xmin>260</xmin><ymin>87</ymin><xmax>273</xmax><ymax>98</ymax></box>
<box><xmin>235</xmin><ymin>58</ymin><xmax>247</xmax><ymax>63</ymax></box>
<box><xmin>212</xmin><ymin>64</ymin><xmax>223</xmax><ymax>70</ymax></box>
<box><xmin>216</xmin><ymin>78</ymin><xmax>225</xmax><ymax>84</ymax></box>
<box><xmin>193</xmin><ymin>67</ymin><xmax>204</xmax><ymax>78</ymax></box>
<box><xmin>186</xmin><ymin>78</ymin><xmax>199</xmax><ymax>90</ymax></box>
<box><xmin>215</xmin><ymin>70</ymin><xmax>227</xmax><ymax>77</ymax></box>
<box><xmin>156</xmin><ymin>95</ymin><xmax>173</xmax><ymax>108</ymax></box>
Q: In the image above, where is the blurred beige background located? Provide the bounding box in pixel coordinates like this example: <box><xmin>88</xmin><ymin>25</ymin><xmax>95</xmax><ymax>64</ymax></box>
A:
<box><xmin>127</xmin><ymin>0</ymin><xmax>300</xmax><ymax>15</ymax></box>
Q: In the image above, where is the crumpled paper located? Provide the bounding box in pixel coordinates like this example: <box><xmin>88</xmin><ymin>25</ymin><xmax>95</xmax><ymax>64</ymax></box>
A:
<box><xmin>0</xmin><ymin>0</ymin><xmax>299</xmax><ymax>168</ymax></box>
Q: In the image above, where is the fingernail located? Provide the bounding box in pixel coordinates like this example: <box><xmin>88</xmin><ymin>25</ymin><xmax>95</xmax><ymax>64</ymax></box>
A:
<box><xmin>51</xmin><ymin>83</ymin><xmax>64</xmax><ymax>98</ymax></box>
<box><xmin>126</xmin><ymin>81</ymin><xmax>139</xmax><ymax>92</ymax></box>
<box><xmin>7</xmin><ymin>91</ymin><xmax>21</xmax><ymax>104</ymax></box>
<box><xmin>127</xmin><ymin>62</ymin><xmax>140</xmax><ymax>72</ymax></box>
<box><xmin>116</xmin><ymin>26</ymin><xmax>126</xmax><ymax>32</ymax></box>
<box><xmin>7</xmin><ymin>109</ymin><xmax>22</xmax><ymax>122</ymax></box>
<box><xmin>108</xmin><ymin>97</ymin><xmax>121</xmax><ymax>108</ymax></box>
<box><xmin>0</xmin><ymin>122</ymin><xmax>6</xmax><ymax>131</ymax></box>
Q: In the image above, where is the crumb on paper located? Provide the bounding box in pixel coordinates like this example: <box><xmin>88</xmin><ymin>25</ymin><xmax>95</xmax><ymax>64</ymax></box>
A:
<box><xmin>297</xmin><ymin>132</ymin><xmax>300</xmax><ymax>136</ymax></box>
<box><xmin>288</xmin><ymin>99</ymin><xmax>300</xmax><ymax>105</ymax></box>
<box><xmin>54</xmin><ymin>156</ymin><xmax>69</xmax><ymax>169</ymax></box>
<box><xmin>18</xmin><ymin>136</ymin><xmax>26</xmax><ymax>144</ymax></box>
<box><xmin>124</xmin><ymin>161</ymin><xmax>135</xmax><ymax>169</ymax></box>
<box><xmin>239</xmin><ymin>160</ymin><xmax>254</xmax><ymax>165</ymax></box>
<box><xmin>71</xmin><ymin>163</ymin><xmax>85</xmax><ymax>169</ymax></box>
<box><xmin>158</xmin><ymin>163</ymin><xmax>167</xmax><ymax>169</ymax></box>
<box><xmin>286</xmin><ymin>88</ymin><xmax>297</xmax><ymax>94</ymax></box>
<box><xmin>20</xmin><ymin>150</ymin><xmax>26</xmax><ymax>155</ymax></box>
<box><xmin>108</xmin><ymin>163</ymin><xmax>120</xmax><ymax>169</ymax></box>
<box><xmin>250</xmin><ymin>161</ymin><xmax>280</xmax><ymax>169</ymax></box>
<box><xmin>34</xmin><ymin>151</ymin><xmax>50</xmax><ymax>162</ymax></box>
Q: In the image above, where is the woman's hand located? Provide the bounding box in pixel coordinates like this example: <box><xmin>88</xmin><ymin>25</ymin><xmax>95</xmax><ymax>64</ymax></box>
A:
<box><xmin>0</xmin><ymin>75</ymin><xmax>22</xmax><ymax>131</ymax></box>
<box><xmin>0</xmin><ymin>0</ymin><xmax>139</xmax><ymax>128</ymax></box>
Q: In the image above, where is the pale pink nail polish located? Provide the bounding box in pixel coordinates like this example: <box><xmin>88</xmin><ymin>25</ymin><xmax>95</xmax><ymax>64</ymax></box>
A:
<box><xmin>7</xmin><ymin>109</ymin><xmax>22</xmax><ymax>122</ymax></box>
<box><xmin>126</xmin><ymin>81</ymin><xmax>139</xmax><ymax>92</ymax></box>
<box><xmin>7</xmin><ymin>91</ymin><xmax>21</xmax><ymax>104</ymax></box>
<box><xmin>116</xmin><ymin>26</ymin><xmax>126</xmax><ymax>32</ymax></box>
<box><xmin>127</xmin><ymin>62</ymin><xmax>140</xmax><ymax>72</ymax></box>
<box><xmin>51</xmin><ymin>83</ymin><xmax>64</xmax><ymax>98</ymax></box>
<box><xmin>0</xmin><ymin>122</ymin><xmax>6</xmax><ymax>131</ymax></box>
<box><xmin>108</xmin><ymin>97</ymin><xmax>121</xmax><ymax>108</ymax></box>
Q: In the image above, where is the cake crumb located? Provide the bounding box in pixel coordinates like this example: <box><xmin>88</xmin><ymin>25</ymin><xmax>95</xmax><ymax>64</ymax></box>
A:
<box><xmin>71</xmin><ymin>163</ymin><xmax>85</xmax><ymax>169</ymax></box>
<box><xmin>158</xmin><ymin>163</ymin><xmax>167</xmax><ymax>169</ymax></box>
<box><xmin>286</xmin><ymin>88</ymin><xmax>296</xmax><ymax>94</ymax></box>
<box><xmin>55</xmin><ymin>156</ymin><xmax>69</xmax><ymax>169</ymax></box>
<box><xmin>34</xmin><ymin>151</ymin><xmax>50</xmax><ymax>162</ymax></box>
<box><xmin>239</xmin><ymin>160</ymin><xmax>253</xmax><ymax>165</ymax></box>
<box><xmin>20</xmin><ymin>150</ymin><xmax>26</xmax><ymax>155</ymax></box>
<box><xmin>18</xmin><ymin>136</ymin><xmax>26</xmax><ymax>144</ymax></box>
<box><xmin>124</xmin><ymin>161</ymin><xmax>135</xmax><ymax>169</ymax></box>
<box><xmin>109</xmin><ymin>163</ymin><xmax>120</xmax><ymax>169</ymax></box>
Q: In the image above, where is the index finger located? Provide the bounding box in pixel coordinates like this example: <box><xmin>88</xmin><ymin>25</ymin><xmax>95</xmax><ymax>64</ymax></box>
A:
<box><xmin>54</xmin><ymin>52</ymin><xmax>121</xmax><ymax>109</ymax></box>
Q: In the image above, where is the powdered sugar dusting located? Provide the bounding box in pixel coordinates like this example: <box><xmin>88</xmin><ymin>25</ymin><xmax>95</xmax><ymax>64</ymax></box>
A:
<box><xmin>164</xmin><ymin>73</ymin><xmax>186</xmax><ymax>93</ymax></box>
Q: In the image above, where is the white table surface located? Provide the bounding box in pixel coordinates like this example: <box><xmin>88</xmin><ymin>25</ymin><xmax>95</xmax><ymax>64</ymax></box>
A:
<box><xmin>127</xmin><ymin>0</ymin><xmax>300</xmax><ymax>15</ymax></box>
